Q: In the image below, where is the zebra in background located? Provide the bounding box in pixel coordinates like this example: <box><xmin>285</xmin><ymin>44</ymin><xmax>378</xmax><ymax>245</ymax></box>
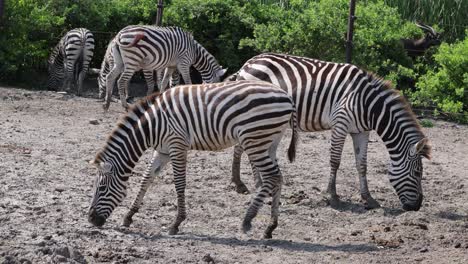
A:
<box><xmin>88</xmin><ymin>80</ymin><xmax>298</xmax><ymax>239</ymax></box>
<box><xmin>229</xmin><ymin>53</ymin><xmax>431</xmax><ymax>211</ymax></box>
<box><xmin>103</xmin><ymin>25</ymin><xmax>227</xmax><ymax>110</ymax></box>
<box><xmin>98</xmin><ymin>37</ymin><xmax>179</xmax><ymax>102</ymax></box>
<box><xmin>47</xmin><ymin>28</ymin><xmax>94</xmax><ymax>95</ymax></box>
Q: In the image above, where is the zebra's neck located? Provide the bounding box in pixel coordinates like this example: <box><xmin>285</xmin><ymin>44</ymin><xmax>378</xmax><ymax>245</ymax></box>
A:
<box><xmin>366</xmin><ymin>78</ymin><xmax>424</xmax><ymax>162</ymax></box>
<box><xmin>193</xmin><ymin>41</ymin><xmax>221</xmax><ymax>82</ymax></box>
<box><xmin>95</xmin><ymin>96</ymin><xmax>165</xmax><ymax>175</ymax></box>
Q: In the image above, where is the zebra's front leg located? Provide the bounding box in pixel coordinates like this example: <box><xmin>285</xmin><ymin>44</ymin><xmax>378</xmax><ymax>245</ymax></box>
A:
<box><xmin>231</xmin><ymin>145</ymin><xmax>250</xmax><ymax>194</ymax></box>
<box><xmin>168</xmin><ymin>148</ymin><xmax>188</xmax><ymax>235</ymax></box>
<box><xmin>351</xmin><ymin>132</ymin><xmax>380</xmax><ymax>209</ymax></box>
<box><xmin>324</xmin><ymin>127</ymin><xmax>348</xmax><ymax>207</ymax></box>
<box><xmin>123</xmin><ymin>151</ymin><xmax>170</xmax><ymax>227</ymax></box>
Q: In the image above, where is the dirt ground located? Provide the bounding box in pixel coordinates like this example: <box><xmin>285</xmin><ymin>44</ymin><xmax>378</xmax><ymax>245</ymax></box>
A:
<box><xmin>0</xmin><ymin>86</ymin><xmax>467</xmax><ymax>264</ymax></box>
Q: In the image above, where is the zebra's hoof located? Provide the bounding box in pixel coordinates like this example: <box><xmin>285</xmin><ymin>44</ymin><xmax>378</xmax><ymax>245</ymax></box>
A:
<box><xmin>168</xmin><ymin>226</ymin><xmax>179</xmax><ymax>235</ymax></box>
<box><xmin>122</xmin><ymin>216</ymin><xmax>133</xmax><ymax>227</ymax></box>
<box><xmin>263</xmin><ymin>232</ymin><xmax>273</xmax><ymax>239</ymax></box>
<box><xmin>242</xmin><ymin>220</ymin><xmax>252</xmax><ymax>233</ymax></box>
<box><xmin>235</xmin><ymin>183</ymin><xmax>250</xmax><ymax>194</ymax></box>
<box><xmin>363</xmin><ymin>198</ymin><xmax>381</xmax><ymax>210</ymax></box>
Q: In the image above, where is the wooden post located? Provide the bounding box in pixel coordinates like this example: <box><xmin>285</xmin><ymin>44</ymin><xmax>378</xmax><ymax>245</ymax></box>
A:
<box><xmin>345</xmin><ymin>0</ymin><xmax>356</xmax><ymax>63</ymax></box>
<box><xmin>155</xmin><ymin>0</ymin><xmax>164</xmax><ymax>26</ymax></box>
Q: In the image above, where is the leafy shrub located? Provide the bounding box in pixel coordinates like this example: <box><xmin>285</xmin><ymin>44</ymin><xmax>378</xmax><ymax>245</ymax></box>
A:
<box><xmin>412</xmin><ymin>32</ymin><xmax>468</xmax><ymax>122</ymax></box>
<box><xmin>240</xmin><ymin>0</ymin><xmax>420</xmax><ymax>87</ymax></box>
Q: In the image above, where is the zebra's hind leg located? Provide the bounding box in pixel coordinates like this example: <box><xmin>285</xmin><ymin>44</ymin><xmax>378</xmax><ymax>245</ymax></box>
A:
<box><xmin>143</xmin><ymin>70</ymin><xmax>155</xmax><ymax>95</ymax></box>
<box><xmin>167</xmin><ymin>147</ymin><xmax>188</xmax><ymax>235</ymax></box>
<box><xmin>231</xmin><ymin>145</ymin><xmax>250</xmax><ymax>194</ymax></box>
<box><xmin>123</xmin><ymin>151</ymin><xmax>170</xmax><ymax>227</ymax></box>
<box><xmin>324</xmin><ymin>127</ymin><xmax>348</xmax><ymax>207</ymax></box>
<box><xmin>351</xmin><ymin>132</ymin><xmax>380</xmax><ymax>209</ymax></box>
<box><xmin>117</xmin><ymin>69</ymin><xmax>136</xmax><ymax>110</ymax></box>
<box><xmin>263</xmin><ymin>138</ymin><xmax>283</xmax><ymax>239</ymax></box>
<box><xmin>242</xmin><ymin>149</ymin><xmax>282</xmax><ymax>237</ymax></box>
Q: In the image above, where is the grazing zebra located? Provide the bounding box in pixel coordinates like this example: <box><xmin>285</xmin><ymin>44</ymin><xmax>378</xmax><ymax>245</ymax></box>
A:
<box><xmin>47</xmin><ymin>28</ymin><xmax>94</xmax><ymax>95</ymax></box>
<box><xmin>88</xmin><ymin>80</ymin><xmax>298</xmax><ymax>239</ymax></box>
<box><xmin>229</xmin><ymin>53</ymin><xmax>431</xmax><ymax>211</ymax></box>
<box><xmin>103</xmin><ymin>25</ymin><xmax>227</xmax><ymax>110</ymax></box>
<box><xmin>98</xmin><ymin>34</ymin><xmax>180</xmax><ymax>102</ymax></box>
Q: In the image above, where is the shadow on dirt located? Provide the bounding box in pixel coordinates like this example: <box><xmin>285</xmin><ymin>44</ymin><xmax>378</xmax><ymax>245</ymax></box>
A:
<box><xmin>325</xmin><ymin>198</ymin><xmax>407</xmax><ymax>217</ymax></box>
<box><xmin>112</xmin><ymin>228</ymin><xmax>379</xmax><ymax>253</ymax></box>
<box><xmin>436</xmin><ymin>211</ymin><xmax>467</xmax><ymax>221</ymax></box>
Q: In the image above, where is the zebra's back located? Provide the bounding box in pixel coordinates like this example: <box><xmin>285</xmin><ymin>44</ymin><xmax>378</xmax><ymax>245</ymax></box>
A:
<box><xmin>117</xmin><ymin>26</ymin><xmax>195</xmax><ymax>68</ymax></box>
<box><xmin>237</xmin><ymin>53</ymin><xmax>370</xmax><ymax>132</ymax></box>
<box><xmin>158</xmin><ymin>80</ymin><xmax>294</xmax><ymax>151</ymax></box>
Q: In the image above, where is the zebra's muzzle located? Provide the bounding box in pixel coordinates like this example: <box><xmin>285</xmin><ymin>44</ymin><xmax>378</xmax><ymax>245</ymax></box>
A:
<box><xmin>402</xmin><ymin>194</ymin><xmax>423</xmax><ymax>211</ymax></box>
<box><xmin>88</xmin><ymin>207</ymin><xmax>106</xmax><ymax>227</ymax></box>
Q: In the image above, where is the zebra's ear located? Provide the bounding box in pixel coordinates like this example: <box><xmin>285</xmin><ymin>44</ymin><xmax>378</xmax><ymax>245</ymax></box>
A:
<box><xmin>89</xmin><ymin>159</ymin><xmax>113</xmax><ymax>171</ymax></box>
<box><xmin>414</xmin><ymin>138</ymin><xmax>432</xmax><ymax>160</ymax></box>
<box><xmin>217</xmin><ymin>68</ymin><xmax>228</xmax><ymax>77</ymax></box>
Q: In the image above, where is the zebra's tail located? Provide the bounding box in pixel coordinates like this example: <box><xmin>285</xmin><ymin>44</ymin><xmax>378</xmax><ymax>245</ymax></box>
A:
<box><xmin>287</xmin><ymin>104</ymin><xmax>298</xmax><ymax>163</ymax></box>
<box><xmin>117</xmin><ymin>33</ymin><xmax>145</xmax><ymax>48</ymax></box>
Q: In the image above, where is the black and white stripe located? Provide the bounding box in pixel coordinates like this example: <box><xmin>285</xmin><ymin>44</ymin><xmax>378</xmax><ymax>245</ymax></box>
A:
<box><xmin>88</xmin><ymin>80</ymin><xmax>298</xmax><ymax>238</ymax></box>
<box><xmin>230</xmin><ymin>53</ymin><xmax>431</xmax><ymax>211</ymax></box>
<box><xmin>98</xmin><ymin>37</ymin><xmax>180</xmax><ymax>102</ymax></box>
<box><xmin>47</xmin><ymin>28</ymin><xmax>94</xmax><ymax>95</ymax></box>
<box><xmin>103</xmin><ymin>25</ymin><xmax>226</xmax><ymax>110</ymax></box>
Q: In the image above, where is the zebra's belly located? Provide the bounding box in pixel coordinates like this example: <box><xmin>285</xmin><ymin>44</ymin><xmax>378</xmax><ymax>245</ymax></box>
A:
<box><xmin>188</xmin><ymin>136</ymin><xmax>238</xmax><ymax>152</ymax></box>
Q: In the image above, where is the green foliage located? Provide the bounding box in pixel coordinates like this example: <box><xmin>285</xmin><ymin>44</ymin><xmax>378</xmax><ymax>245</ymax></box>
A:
<box><xmin>241</xmin><ymin>0</ymin><xmax>417</xmax><ymax>85</ymax></box>
<box><xmin>0</xmin><ymin>0</ymin><xmax>156</xmax><ymax>86</ymax></box>
<box><xmin>164</xmin><ymin>0</ymin><xmax>260</xmax><ymax>71</ymax></box>
<box><xmin>384</xmin><ymin>0</ymin><xmax>467</xmax><ymax>42</ymax></box>
<box><xmin>412</xmin><ymin>32</ymin><xmax>468</xmax><ymax>123</ymax></box>
<box><xmin>419</xmin><ymin>119</ymin><xmax>434</xmax><ymax>128</ymax></box>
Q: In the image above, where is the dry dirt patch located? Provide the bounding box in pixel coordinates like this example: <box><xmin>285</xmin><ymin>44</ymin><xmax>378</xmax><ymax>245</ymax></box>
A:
<box><xmin>0</xmin><ymin>87</ymin><xmax>467</xmax><ymax>263</ymax></box>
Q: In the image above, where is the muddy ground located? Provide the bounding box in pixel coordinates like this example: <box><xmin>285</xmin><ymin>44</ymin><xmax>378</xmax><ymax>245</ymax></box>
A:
<box><xmin>0</xmin><ymin>86</ymin><xmax>467</xmax><ymax>263</ymax></box>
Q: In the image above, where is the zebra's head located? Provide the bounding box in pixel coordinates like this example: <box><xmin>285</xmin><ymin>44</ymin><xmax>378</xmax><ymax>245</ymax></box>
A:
<box><xmin>88</xmin><ymin>160</ymin><xmax>129</xmax><ymax>227</ymax></box>
<box><xmin>390</xmin><ymin>137</ymin><xmax>431</xmax><ymax>211</ymax></box>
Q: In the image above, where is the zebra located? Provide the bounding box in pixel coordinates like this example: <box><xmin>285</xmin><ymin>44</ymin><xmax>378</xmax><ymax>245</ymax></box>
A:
<box><xmin>88</xmin><ymin>80</ymin><xmax>298</xmax><ymax>239</ymax></box>
<box><xmin>229</xmin><ymin>53</ymin><xmax>431</xmax><ymax>211</ymax></box>
<box><xmin>98</xmin><ymin>37</ymin><xmax>180</xmax><ymax>103</ymax></box>
<box><xmin>47</xmin><ymin>28</ymin><xmax>94</xmax><ymax>95</ymax></box>
<box><xmin>103</xmin><ymin>25</ymin><xmax>227</xmax><ymax>110</ymax></box>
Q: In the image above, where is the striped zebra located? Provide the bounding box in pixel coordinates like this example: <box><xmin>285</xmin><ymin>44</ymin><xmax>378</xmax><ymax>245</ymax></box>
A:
<box><xmin>88</xmin><ymin>80</ymin><xmax>298</xmax><ymax>239</ymax></box>
<box><xmin>47</xmin><ymin>28</ymin><xmax>94</xmax><ymax>95</ymax></box>
<box><xmin>229</xmin><ymin>53</ymin><xmax>431</xmax><ymax>211</ymax></box>
<box><xmin>98</xmin><ymin>37</ymin><xmax>179</xmax><ymax>102</ymax></box>
<box><xmin>103</xmin><ymin>25</ymin><xmax>227</xmax><ymax>110</ymax></box>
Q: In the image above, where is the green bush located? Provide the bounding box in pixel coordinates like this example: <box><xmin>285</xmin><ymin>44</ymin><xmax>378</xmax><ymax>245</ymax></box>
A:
<box><xmin>240</xmin><ymin>0</ymin><xmax>418</xmax><ymax>86</ymax></box>
<box><xmin>164</xmin><ymin>0</ymin><xmax>260</xmax><ymax>72</ymax></box>
<box><xmin>412</xmin><ymin>32</ymin><xmax>468</xmax><ymax>122</ymax></box>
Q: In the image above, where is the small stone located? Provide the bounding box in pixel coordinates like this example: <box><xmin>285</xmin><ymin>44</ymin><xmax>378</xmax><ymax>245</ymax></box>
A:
<box><xmin>43</xmin><ymin>235</ymin><xmax>52</xmax><ymax>240</ymax></box>
<box><xmin>417</xmin><ymin>223</ymin><xmax>428</xmax><ymax>230</ymax></box>
<box><xmin>454</xmin><ymin>243</ymin><xmax>461</xmax><ymax>248</ymax></box>
<box><xmin>89</xmin><ymin>119</ymin><xmax>99</xmax><ymax>125</ymax></box>
<box><xmin>419</xmin><ymin>248</ymin><xmax>428</xmax><ymax>253</ymax></box>
<box><xmin>54</xmin><ymin>187</ymin><xmax>65</xmax><ymax>193</ymax></box>
<box><xmin>202</xmin><ymin>253</ymin><xmax>215</xmax><ymax>263</ymax></box>
<box><xmin>19</xmin><ymin>258</ymin><xmax>32</xmax><ymax>264</ymax></box>
<box><xmin>383</xmin><ymin>226</ymin><xmax>391</xmax><ymax>232</ymax></box>
<box><xmin>350</xmin><ymin>230</ymin><xmax>362</xmax><ymax>236</ymax></box>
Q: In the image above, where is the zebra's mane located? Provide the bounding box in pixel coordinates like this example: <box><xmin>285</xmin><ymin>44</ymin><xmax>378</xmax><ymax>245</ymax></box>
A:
<box><xmin>93</xmin><ymin>92</ymin><xmax>162</xmax><ymax>164</ymax></box>
<box><xmin>367</xmin><ymin>72</ymin><xmax>431</xmax><ymax>158</ymax></box>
